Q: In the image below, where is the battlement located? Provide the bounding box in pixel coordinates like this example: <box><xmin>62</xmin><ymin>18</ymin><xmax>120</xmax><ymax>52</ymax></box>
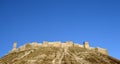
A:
<box><xmin>94</xmin><ymin>47</ymin><xmax>108</xmax><ymax>55</ymax></box>
<box><xmin>11</xmin><ymin>41</ymin><xmax>108</xmax><ymax>55</ymax></box>
<box><xmin>42</xmin><ymin>41</ymin><xmax>74</xmax><ymax>47</ymax></box>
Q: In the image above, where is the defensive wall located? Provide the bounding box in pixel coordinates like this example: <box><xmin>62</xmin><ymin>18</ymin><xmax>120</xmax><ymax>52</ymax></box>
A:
<box><xmin>11</xmin><ymin>41</ymin><xmax>108</xmax><ymax>55</ymax></box>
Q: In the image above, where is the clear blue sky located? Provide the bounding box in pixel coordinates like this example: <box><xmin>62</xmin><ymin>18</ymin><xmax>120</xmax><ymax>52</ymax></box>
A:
<box><xmin>0</xmin><ymin>0</ymin><xmax>120</xmax><ymax>59</ymax></box>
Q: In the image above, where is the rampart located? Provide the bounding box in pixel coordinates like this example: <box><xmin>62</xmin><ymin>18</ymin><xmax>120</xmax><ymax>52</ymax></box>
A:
<box><xmin>94</xmin><ymin>47</ymin><xmax>108</xmax><ymax>55</ymax></box>
<box><xmin>10</xmin><ymin>41</ymin><xmax>108</xmax><ymax>55</ymax></box>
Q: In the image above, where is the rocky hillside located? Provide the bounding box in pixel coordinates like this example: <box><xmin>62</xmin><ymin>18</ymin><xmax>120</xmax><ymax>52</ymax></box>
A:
<box><xmin>0</xmin><ymin>41</ymin><xmax>120</xmax><ymax>64</ymax></box>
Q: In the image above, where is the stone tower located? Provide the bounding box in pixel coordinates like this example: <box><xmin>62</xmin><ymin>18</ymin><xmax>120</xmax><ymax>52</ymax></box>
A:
<box><xmin>83</xmin><ymin>41</ymin><xmax>89</xmax><ymax>49</ymax></box>
<box><xmin>12</xmin><ymin>42</ymin><xmax>17</xmax><ymax>51</ymax></box>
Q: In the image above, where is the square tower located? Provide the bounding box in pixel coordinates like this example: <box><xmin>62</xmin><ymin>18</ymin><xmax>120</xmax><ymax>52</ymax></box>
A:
<box><xmin>83</xmin><ymin>41</ymin><xmax>89</xmax><ymax>49</ymax></box>
<box><xmin>12</xmin><ymin>42</ymin><xmax>17</xmax><ymax>51</ymax></box>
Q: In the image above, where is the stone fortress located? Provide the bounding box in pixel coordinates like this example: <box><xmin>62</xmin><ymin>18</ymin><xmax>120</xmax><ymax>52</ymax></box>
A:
<box><xmin>11</xmin><ymin>41</ymin><xmax>108</xmax><ymax>55</ymax></box>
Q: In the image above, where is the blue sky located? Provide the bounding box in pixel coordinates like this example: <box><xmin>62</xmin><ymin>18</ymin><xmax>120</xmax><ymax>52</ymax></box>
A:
<box><xmin>0</xmin><ymin>0</ymin><xmax>120</xmax><ymax>59</ymax></box>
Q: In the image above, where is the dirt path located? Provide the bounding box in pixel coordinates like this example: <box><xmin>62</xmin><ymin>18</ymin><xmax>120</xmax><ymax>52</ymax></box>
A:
<box><xmin>52</xmin><ymin>46</ymin><xmax>88</xmax><ymax>64</ymax></box>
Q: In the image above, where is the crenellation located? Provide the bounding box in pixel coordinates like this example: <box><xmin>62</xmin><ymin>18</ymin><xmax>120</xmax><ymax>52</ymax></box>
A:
<box><xmin>52</xmin><ymin>42</ymin><xmax>62</xmax><ymax>47</ymax></box>
<box><xmin>31</xmin><ymin>42</ymin><xmax>41</xmax><ymax>47</ymax></box>
<box><xmin>31</xmin><ymin>42</ymin><xmax>39</xmax><ymax>46</ymax></box>
<box><xmin>18</xmin><ymin>45</ymin><xmax>26</xmax><ymax>51</ymax></box>
<box><xmin>94</xmin><ymin>47</ymin><xmax>108</xmax><ymax>55</ymax></box>
<box><xmin>10</xmin><ymin>41</ymin><xmax>108</xmax><ymax>55</ymax></box>
<box><xmin>79</xmin><ymin>44</ymin><xmax>83</xmax><ymax>47</ymax></box>
<box><xmin>63</xmin><ymin>41</ymin><xmax>73</xmax><ymax>47</ymax></box>
<box><xmin>42</xmin><ymin>41</ymin><xmax>49</xmax><ymax>47</ymax></box>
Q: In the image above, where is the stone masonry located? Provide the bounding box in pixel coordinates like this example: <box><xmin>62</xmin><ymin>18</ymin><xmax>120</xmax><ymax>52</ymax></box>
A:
<box><xmin>11</xmin><ymin>41</ymin><xmax>108</xmax><ymax>55</ymax></box>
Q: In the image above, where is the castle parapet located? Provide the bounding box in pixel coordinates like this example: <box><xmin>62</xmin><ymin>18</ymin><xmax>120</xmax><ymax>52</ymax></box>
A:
<box><xmin>31</xmin><ymin>42</ymin><xmax>39</xmax><ymax>46</ymax></box>
<box><xmin>52</xmin><ymin>42</ymin><xmax>62</xmax><ymax>47</ymax></box>
<box><xmin>42</xmin><ymin>41</ymin><xmax>49</xmax><ymax>47</ymax></box>
<box><xmin>10</xmin><ymin>41</ymin><xmax>108</xmax><ymax>55</ymax></box>
<box><xmin>63</xmin><ymin>41</ymin><xmax>73</xmax><ymax>47</ymax></box>
<box><xmin>95</xmin><ymin>47</ymin><xmax>108</xmax><ymax>55</ymax></box>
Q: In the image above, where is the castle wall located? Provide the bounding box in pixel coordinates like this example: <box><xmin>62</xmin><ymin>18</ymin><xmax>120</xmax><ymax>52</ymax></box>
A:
<box><xmin>52</xmin><ymin>42</ymin><xmax>62</xmax><ymax>47</ymax></box>
<box><xmin>12</xmin><ymin>41</ymin><xmax>108</xmax><ymax>55</ymax></box>
<box><xmin>18</xmin><ymin>45</ymin><xmax>26</xmax><ymax>51</ymax></box>
<box><xmin>95</xmin><ymin>47</ymin><xmax>108</xmax><ymax>55</ymax></box>
<box><xmin>42</xmin><ymin>41</ymin><xmax>49</xmax><ymax>47</ymax></box>
<box><xmin>63</xmin><ymin>41</ymin><xmax>73</xmax><ymax>47</ymax></box>
<box><xmin>31</xmin><ymin>42</ymin><xmax>39</xmax><ymax>46</ymax></box>
<box><xmin>42</xmin><ymin>41</ymin><xmax>74</xmax><ymax>47</ymax></box>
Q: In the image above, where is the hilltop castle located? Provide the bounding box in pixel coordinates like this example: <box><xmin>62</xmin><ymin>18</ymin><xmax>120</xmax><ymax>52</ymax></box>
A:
<box><xmin>11</xmin><ymin>41</ymin><xmax>108</xmax><ymax>55</ymax></box>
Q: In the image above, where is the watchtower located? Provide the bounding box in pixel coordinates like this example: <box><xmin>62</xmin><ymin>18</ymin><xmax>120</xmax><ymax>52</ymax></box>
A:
<box><xmin>83</xmin><ymin>41</ymin><xmax>89</xmax><ymax>49</ymax></box>
<box><xmin>12</xmin><ymin>42</ymin><xmax>17</xmax><ymax>51</ymax></box>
